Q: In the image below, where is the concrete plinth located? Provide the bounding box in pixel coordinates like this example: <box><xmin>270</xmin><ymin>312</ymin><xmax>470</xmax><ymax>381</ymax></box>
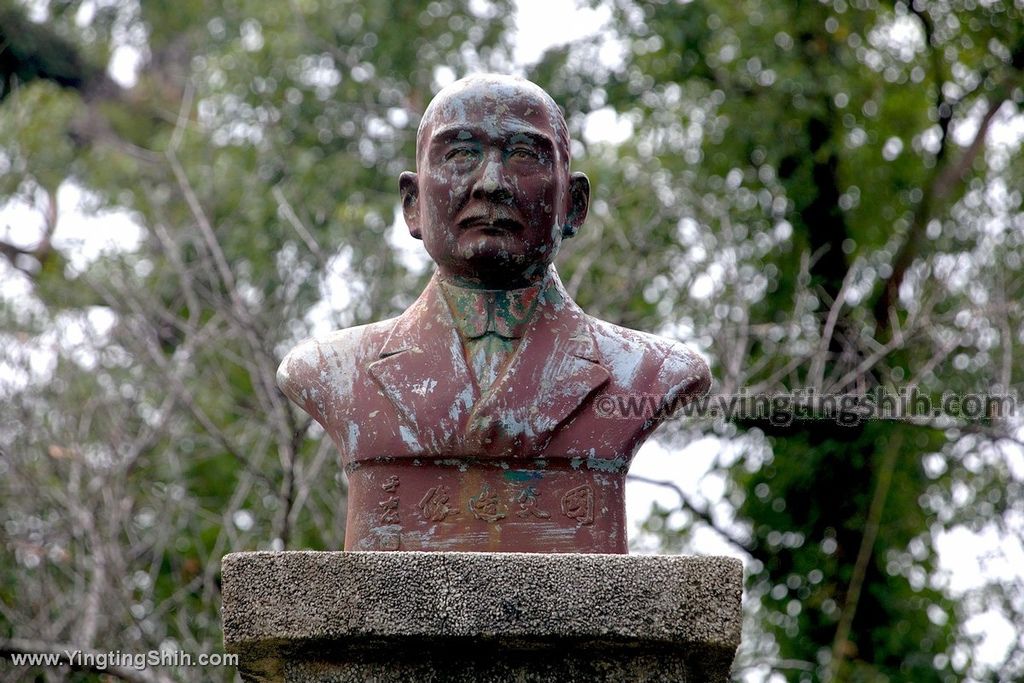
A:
<box><xmin>221</xmin><ymin>551</ymin><xmax>743</xmax><ymax>682</ymax></box>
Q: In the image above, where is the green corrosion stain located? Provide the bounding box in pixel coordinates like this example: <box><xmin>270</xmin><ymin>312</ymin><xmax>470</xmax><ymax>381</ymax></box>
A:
<box><xmin>587</xmin><ymin>457</ymin><xmax>629</xmax><ymax>473</ymax></box>
<box><xmin>439</xmin><ymin>281</ymin><xmax>540</xmax><ymax>343</ymax></box>
<box><xmin>568</xmin><ymin>457</ymin><xmax>627</xmax><ymax>473</ymax></box>
<box><xmin>503</xmin><ymin>470</ymin><xmax>543</xmax><ymax>482</ymax></box>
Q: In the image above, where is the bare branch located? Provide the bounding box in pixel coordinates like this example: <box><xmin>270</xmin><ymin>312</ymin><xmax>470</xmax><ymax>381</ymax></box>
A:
<box><xmin>273</xmin><ymin>185</ymin><xmax>324</xmax><ymax>262</ymax></box>
<box><xmin>808</xmin><ymin>263</ymin><xmax>857</xmax><ymax>392</ymax></box>
<box><xmin>627</xmin><ymin>474</ymin><xmax>755</xmax><ymax>554</ymax></box>
<box><xmin>827</xmin><ymin>430</ymin><xmax>903</xmax><ymax>682</ymax></box>
<box><xmin>876</xmin><ymin>94</ymin><xmax>1009</xmax><ymax>328</ymax></box>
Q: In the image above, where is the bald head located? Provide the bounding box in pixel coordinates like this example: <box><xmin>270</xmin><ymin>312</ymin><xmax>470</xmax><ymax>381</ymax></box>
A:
<box><xmin>416</xmin><ymin>74</ymin><xmax>571</xmax><ymax>170</ymax></box>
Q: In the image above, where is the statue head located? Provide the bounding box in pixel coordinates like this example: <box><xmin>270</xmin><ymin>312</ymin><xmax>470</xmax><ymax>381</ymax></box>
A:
<box><xmin>399</xmin><ymin>74</ymin><xmax>590</xmax><ymax>289</ymax></box>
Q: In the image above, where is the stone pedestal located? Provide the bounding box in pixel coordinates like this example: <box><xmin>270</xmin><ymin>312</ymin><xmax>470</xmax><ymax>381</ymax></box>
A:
<box><xmin>221</xmin><ymin>551</ymin><xmax>742</xmax><ymax>682</ymax></box>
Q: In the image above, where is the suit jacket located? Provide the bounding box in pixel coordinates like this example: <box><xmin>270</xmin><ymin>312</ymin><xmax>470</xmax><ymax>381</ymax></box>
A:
<box><xmin>277</xmin><ymin>269</ymin><xmax>711</xmax><ymax>465</ymax></box>
<box><xmin>278</xmin><ymin>268</ymin><xmax>710</xmax><ymax>552</ymax></box>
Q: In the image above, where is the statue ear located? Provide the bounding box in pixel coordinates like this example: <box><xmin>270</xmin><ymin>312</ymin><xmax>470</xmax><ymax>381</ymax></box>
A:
<box><xmin>562</xmin><ymin>172</ymin><xmax>590</xmax><ymax>239</ymax></box>
<box><xmin>399</xmin><ymin>172</ymin><xmax>421</xmax><ymax>239</ymax></box>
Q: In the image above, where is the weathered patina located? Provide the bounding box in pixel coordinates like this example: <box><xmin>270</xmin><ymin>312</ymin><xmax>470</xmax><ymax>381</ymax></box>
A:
<box><xmin>277</xmin><ymin>74</ymin><xmax>711</xmax><ymax>552</ymax></box>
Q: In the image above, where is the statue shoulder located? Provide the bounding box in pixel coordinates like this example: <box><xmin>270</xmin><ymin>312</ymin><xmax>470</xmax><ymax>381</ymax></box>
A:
<box><xmin>276</xmin><ymin>318</ymin><xmax>396</xmax><ymax>409</ymax></box>
<box><xmin>587</xmin><ymin>317</ymin><xmax>711</xmax><ymax>401</ymax></box>
<box><xmin>657</xmin><ymin>337</ymin><xmax>712</xmax><ymax>404</ymax></box>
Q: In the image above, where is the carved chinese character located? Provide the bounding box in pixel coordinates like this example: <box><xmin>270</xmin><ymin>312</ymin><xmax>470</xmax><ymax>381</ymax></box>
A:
<box><xmin>468</xmin><ymin>484</ymin><xmax>506</xmax><ymax>522</ymax></box>
<box><xmin>515</xmin><ymin>485</ymin><xmax>551</xmax><ymax>519</ymax></box>
<box><xmin>561</xmin><ymin>485</ymin><xmax>594</xmax><ymax>525</ymax></box>
<box><xmin>381</xmin><ymin>475</ymin><xmax>400</xmax><ymax>492</ymax></box>
<box><xmin>419</xmin><ymin>485</ymin><xmax>460</xmax><ymax>522</ymax></box>
<box><xmin>378</xmin><ymin>495</ymin><xmax>400</xmax><ymax>524</ymax></box>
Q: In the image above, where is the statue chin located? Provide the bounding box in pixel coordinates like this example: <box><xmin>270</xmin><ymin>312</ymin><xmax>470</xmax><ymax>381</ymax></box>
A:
<box><xmin>439</xmin><ymin>249</ymin><xmax>552</xmax><ymax>289</ymax></box>
<box><xmin>456</xmin><ymin>237</ymin><xmax>561</xmax><ymax>286</ymax></box>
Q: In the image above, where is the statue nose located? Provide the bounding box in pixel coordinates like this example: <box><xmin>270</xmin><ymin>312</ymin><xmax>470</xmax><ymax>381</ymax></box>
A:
<box><xmin>472</xmin><ymin>155</ymin><xmax>512</xmax><ymax>201</ymax></box>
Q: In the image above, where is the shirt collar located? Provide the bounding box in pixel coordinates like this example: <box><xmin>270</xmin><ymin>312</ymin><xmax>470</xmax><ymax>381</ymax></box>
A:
<box><xmin>439</xmin><ymin>278</ymin><xmax>542</xmax><ymax>340</ymax></box>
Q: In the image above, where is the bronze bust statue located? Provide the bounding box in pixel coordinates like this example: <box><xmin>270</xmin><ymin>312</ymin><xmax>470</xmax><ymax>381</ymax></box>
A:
<box><xmin>277</xmin><ymin>74</ymin><xmax>710</xmax><ymax>553</ymax></box>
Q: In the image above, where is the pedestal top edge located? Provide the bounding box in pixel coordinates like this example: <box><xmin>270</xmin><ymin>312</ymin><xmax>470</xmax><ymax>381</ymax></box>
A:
<box><xmin>222</xmin><ymin>550</ymin><xmax>744</xmax><ymax>564</ymax></box>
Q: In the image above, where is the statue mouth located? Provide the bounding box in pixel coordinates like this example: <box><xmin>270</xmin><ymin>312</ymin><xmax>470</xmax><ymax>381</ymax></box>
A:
<box><xmin>459</xmin><ymin>215</ymin><xmax>522</xmax><ymax>233</ymax></box>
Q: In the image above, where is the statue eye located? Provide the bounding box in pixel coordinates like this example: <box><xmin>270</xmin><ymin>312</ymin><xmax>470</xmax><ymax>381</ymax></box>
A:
<box><xmin>444</xmin><ymin>147</ymin><xmax>477</xmax><ymax>162</ymax></box>
<box><xmin>508</xmin><ymin>146</ymin><xmax>538</xmax><ymax>160</ymax></box>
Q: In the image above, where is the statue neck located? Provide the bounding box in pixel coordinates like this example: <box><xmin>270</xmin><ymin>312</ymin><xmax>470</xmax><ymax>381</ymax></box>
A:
<box><xmin>438</xmin><ymin>277</ymin><xmax>543</xmax><ymax>341</ymax></box>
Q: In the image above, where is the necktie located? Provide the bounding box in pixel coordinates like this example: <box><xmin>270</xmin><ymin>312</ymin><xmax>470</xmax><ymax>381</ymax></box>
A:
<box><xmin>439</xmin><ymin>281</ymin><xmax>541</xmax><ymax>391</ymax></box>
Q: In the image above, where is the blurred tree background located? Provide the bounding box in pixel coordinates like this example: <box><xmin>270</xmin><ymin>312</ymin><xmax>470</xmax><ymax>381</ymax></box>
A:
<box><xmin>0</xmin><ymin>0</ymin><xmax>1022</xmax><ymax>682</ymax></box>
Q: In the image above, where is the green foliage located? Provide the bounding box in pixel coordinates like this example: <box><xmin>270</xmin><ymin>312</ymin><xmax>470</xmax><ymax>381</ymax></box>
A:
<box><xmin>540</xmin><ymin>0</ymin><xmax>1024</xmax><ymax>680</ymax></box>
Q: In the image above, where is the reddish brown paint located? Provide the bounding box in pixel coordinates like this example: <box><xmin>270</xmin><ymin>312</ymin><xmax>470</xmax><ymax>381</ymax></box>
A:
<box><xmin>277</xmin><ymin>75</ymin><xmax>711</xmax><ymax>553</ymax></box>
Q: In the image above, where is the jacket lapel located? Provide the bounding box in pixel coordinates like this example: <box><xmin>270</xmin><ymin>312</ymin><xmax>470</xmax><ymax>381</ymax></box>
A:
<box><xmin>464</xmin><ymin>273</ymin><xmax>610</xmax><ymax>457</ymax></box>
<box><xmin>367</xmin><ymin>278</ymin><xmax>478</xmax><ymax>454</ymax></box>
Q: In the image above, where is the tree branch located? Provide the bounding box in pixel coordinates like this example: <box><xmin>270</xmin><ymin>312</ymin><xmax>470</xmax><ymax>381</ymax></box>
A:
<box><xmin>826</xmin><ymin>430</ymin><xmax>903</xmax><ymax>681</ymax></box>
<box><xmin>627</xmin><ymin>474</ymin><xmax>755</xmax><ymax>555</ymax></box>
<box><xmin>875</xmin><ymin>94</ymin><xmax>1008</xmax><ymax>330</ymax></box>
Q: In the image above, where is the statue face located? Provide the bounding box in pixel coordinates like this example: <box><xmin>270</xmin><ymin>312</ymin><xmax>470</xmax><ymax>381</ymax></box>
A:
<box><xmin>400</xmin><ymin>76</ymin><xmax>589</xmax><ymax>289</ymax></box>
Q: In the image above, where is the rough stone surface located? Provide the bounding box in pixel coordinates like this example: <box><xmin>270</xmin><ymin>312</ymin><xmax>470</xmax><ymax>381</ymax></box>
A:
<box><xmin>222</xmin><ymin>551</ymin><xmax>743</xmax><ymax>682</ymax></box>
